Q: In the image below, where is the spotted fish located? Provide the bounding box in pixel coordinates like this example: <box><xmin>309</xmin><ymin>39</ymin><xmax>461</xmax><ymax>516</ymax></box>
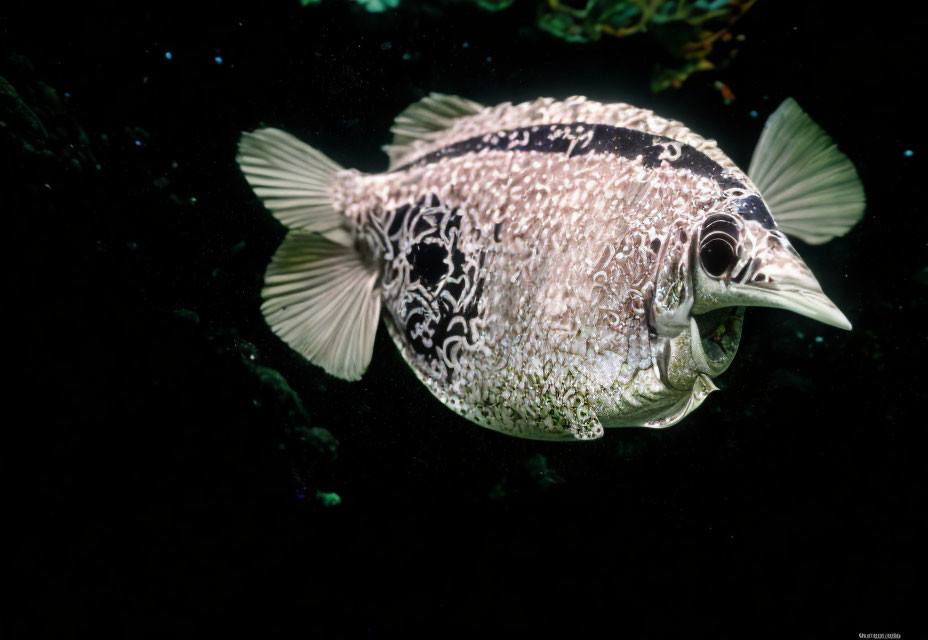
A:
<box><xmin>236</xmin><ymin>94</ymin><xmax>864</xmax><ymax>440</ymax></box>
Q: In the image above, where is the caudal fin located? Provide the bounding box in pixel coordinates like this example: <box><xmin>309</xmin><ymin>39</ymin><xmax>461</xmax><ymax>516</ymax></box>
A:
<box><xmin>237</xmin><ymin>128</ymin><xmax>381</xmax><ymax>381</ymax></box>
<box><xmin>748</xmin><ymin>98</ymin><xmax>865</xmax><ymax>245</ymax></box>
<box><xmin>237</xmin><ymin>128</ymin><xmax>349</xmax><ymax>239</ymax></box>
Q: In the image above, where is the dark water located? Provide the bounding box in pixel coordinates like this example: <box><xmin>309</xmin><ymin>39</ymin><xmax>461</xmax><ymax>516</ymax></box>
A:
<box><xmin>5</xmin><ymin>1</ymin><xmax>923</xmax><ymax>636</ymax></box>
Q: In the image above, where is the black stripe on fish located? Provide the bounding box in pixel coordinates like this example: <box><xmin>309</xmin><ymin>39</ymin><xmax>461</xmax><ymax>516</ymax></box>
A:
<box><xmin>379</xmin><ymin>195</ymin><xmax>486</xmax><ymax>381</ymax></box>
<box><xmin>735</xmin><ymin>195</ymin><xmax>775</xmax><ymax>228</ymax></box>
<box><xmin>394</xmin><ymin>122</ymin><xmax>775</xmax><ymax>229</ymax></box>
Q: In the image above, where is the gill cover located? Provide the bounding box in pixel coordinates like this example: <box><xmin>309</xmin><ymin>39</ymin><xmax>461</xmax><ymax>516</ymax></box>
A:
<box><xmin>651</xmin><ymin>222</ymin><xmax>694</xmax><ymax>338</ymax></box>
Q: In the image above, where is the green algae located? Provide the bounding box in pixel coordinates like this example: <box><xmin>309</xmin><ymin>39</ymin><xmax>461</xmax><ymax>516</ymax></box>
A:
<box><xmin>315</xmin><ymin>490</ymin><xmax>343</xmax><ymax>506</ymax></box>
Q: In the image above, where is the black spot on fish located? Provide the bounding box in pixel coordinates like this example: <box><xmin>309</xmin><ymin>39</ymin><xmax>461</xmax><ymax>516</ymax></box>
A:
<box><xmin>387</xmin><ymin>203</ymin><xmax>411</xmax><ymax>237</ymax></box>
<box><xmin>493</xmin><ymin>222</ymin><xmax>503</xmax><ymax>242</ymax></box>
<box><xmin>409</xmin><ymin>242</ymin><xmax>448</xmax><ymax>287</ymax></box>
<box><xmin>377</xmin><ymin>195</ymin><xmax>485</xmax><ymax>379</ymax></box>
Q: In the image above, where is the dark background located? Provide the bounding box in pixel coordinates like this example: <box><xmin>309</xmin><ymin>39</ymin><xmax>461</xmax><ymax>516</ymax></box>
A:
<box><xmin>4</xmin><ymin>0</ymin><xmax>924</xmax><ymax>636</ymax></box>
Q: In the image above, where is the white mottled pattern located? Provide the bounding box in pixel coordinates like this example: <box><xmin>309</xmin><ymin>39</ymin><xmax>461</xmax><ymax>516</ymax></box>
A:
<box><xmin>334</xmin><ymin>137</ymin><xmax>735</xmax><ymax>439</ymax></box>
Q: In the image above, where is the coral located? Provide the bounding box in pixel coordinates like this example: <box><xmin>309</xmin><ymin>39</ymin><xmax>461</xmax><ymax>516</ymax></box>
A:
<box><xmin>353</xmin><ymin>0</ymin><xmax>400</xmax><ymax>13</ymax></box>
<box><xmin>295</xmin><ymin>0</ymin><xmax>754</xmax><ymax>87</ymax></box>
<box><xmin>536</xmin><ymin>0</ymin><xmax>757</xmax><ymax>89</ymax></box>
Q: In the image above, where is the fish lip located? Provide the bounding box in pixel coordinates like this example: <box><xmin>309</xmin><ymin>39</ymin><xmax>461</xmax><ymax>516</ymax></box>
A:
<box><xmin>740</xmin><ymin>281</ymin><xmax>852</xmax><ymax>330</ymax></box>
<box><xmin>689</xmin><ymin>307</ymin><xmax>743</xmax><ymax>376</ymax></box>
<box><xmin>655</xmin><ymin>337</ymin><xmax>674</xmax><ymax>389</ymax></box>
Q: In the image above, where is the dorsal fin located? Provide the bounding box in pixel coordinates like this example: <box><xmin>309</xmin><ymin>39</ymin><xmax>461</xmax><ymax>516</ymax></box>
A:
<box><xmin>748</xmin><ymin>98</ymin><xmax>865</xmax><ymax>245</ymax></box>
<box><xmin>383</xmin><ymin>93</ymin><xmax>485</xmax><ymax>170</ymax></box>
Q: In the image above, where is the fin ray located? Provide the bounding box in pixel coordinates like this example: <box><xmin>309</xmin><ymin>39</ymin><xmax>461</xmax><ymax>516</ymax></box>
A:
<box><xmin>748</xmin><ymin>98</ymin><xmax>865</xmax><ymax>245</ymax></box>
<box><xmin>384</xmin><ymin>93</ymin><xmax>485</xmax><ymax>170</ymax></box>
<box><xmin>237</xmin><ymin>128</ymin><xmax>350</xmax><ymax>240</ymax></box>
<box><xmin>262</xmin><ymin>232</ymin><xmax>381</xmax><ymax>381</ymax></box>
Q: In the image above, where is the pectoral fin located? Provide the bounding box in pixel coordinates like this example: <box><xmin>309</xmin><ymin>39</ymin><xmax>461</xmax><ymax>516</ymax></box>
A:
<box><xmin>748</xmin><ymin>98</ymin><xmax>865</xmax><ymax>245</ymax></box>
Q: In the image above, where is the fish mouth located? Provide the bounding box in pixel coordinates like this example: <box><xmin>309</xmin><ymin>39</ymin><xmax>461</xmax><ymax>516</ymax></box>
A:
<box><xmin>655</xmin><ymin>306</ymin><xmax>744</xmax><ymax>389</ymax></box>
<box><xmin>689</xmin><ymin>306</ymin><xmax>744</xmax><ymax>376</ymax></box>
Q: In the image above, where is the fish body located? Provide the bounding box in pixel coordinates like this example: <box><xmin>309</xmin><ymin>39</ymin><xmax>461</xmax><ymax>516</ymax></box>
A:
<box><xmin>238</xmin><ymin>95</ymin><xmax>864</xmax><ymax>441</ymax></box>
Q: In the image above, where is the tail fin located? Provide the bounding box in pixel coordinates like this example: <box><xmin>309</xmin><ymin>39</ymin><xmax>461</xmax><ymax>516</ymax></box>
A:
<box><xmin>237</xmin><ymin>128</ymin><xmax>349</xmax><ymax>239</ymax></box>
<box><xmin>237</xmin><ymin>128</ymin><xmax>381</xmax><ymax>381</ymax></box>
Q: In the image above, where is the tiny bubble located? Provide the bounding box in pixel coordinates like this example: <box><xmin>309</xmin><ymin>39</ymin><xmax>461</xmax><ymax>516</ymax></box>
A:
<box><xmin>815</xmin><ymin>336</ymin><xmax>824</xmax><ymax>343</ymax></box>
<box><xmin>904</xmin><ymin>149</ymin><xmax>914</xmax><ymax>157</ymax></box>
<box><xmin>63</xmin><ymin>91</ymin><xmax>71</xmax><ymax>98</ymax></box>
<box><xmin>171</xmin><ymin>161</ymin><xmax>179</xmax><ymax>169</ymax></box>
<box><xmin>164</xmin><ymin>51</ymin><xmax>173</xmax><ymax>60</ymax></box>
<box><xmin>402</xmin><ymin>52</ymin><xmax>411</xmax><ymax>61</ymax></box>
<box><xmin>749</xmin><ymin>110</ymin><xmax>758</xmax><ymax>118</ymax></box>
<box><xmin>134</xmin><ymin>140</ymin><xmax>142</xmax><ymax>147</ymax></box>
<box><xmin>189</xmin><ymin>196</ymin><xmax>197</xmax><ymax>204</ymax></box>
<box><xmin>486</xmin><ymin>56</ymin><xmax>493</xmax><ymax>62</ymax></box>
<box><xmin>462</xmin><ymin>42</ymin><xmax>469</xmax><ymax>48</ymax></box>
<box><xmin>214</xmin><ymin>56</ymin><xmax>223</xmax><ymax>64</ymax></box>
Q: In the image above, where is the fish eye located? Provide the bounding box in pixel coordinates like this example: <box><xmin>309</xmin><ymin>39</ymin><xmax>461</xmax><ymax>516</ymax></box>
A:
<box><xmin>699</xmin><ymin>214</ymin><xmax>740</xmax><ymax>278</ymax></box>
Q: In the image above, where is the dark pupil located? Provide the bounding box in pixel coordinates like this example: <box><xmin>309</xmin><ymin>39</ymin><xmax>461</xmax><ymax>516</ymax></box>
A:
<box><xmin>700</xmin><ymin>238</ymin><xmax>736</xmax><ymax>277</ymax></box>
<box><xmin>699</xmin><ymin>215</ymin><xmax>739</xmax><ymax>278</ymax></box>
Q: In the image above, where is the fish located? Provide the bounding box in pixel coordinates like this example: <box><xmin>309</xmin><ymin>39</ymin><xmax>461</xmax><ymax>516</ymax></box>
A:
<box><xmin>236</xmin><ymin>94</ymin><xmax>865</xmax><ymax>441</ymax></box>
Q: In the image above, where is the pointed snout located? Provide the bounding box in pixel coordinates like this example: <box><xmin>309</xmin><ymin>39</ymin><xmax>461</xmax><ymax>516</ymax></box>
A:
<box><xmin>741</xmin><ymin>268</ymin><xmax>852</xmax><ymax>330</ymax></box>
<box><xmin>693</xmin><ymin>236</ymin><xmax>853</xmax><ymax>330</ymax></box>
